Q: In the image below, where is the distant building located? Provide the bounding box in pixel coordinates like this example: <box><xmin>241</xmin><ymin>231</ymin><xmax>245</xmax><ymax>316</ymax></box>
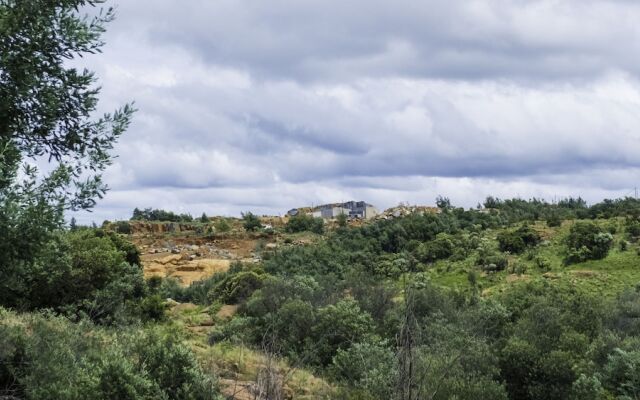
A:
<box><xmin>316</xmin><ymin>204</ymin><xmax>350</xmax><ymax>219</ymax></box>
<box><xmin>289</xmin><ymin>201</ymin><xmax>378</xmax><ymax>220</ymax></box>
<box><xmin>342</xmin><ymin>201</ymin><xmax>378</xmax><ymax>219</ymax></box>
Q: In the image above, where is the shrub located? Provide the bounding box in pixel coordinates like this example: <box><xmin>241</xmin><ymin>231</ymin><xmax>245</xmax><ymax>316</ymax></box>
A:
<box><xmin>497</xmin><ymin>225</ymin><xmax>540</xmax><ymax>254</ymax></box>
<box><xmin>415</xmin><ymin>234</ymin><xmax>454</xmax><ymax>262</ymax></box>
<box><xmin>115</xmin><ymin>221</ymin><xmax>132</xmax><ymax>234</ymax></box>
<box><xmin>214</xmin><ymin>218</ymin><xmax>231</xmax><ymax>233</ymax></box>
<box><xmin>208</xmin><ymin>270</ymin><xmax>266</xmax><ymax>304</ymax></box>
<box><xmin>330</xmin><ymin>341</ymin><xmax>395</xmax><ymax>398</ymax></box>
<box><xmin>625</xmin><ymin>218</ymin><xmax>640</xmax><ymax>241</ymax></box>
<box><xmin>619</xmin><ymin>240</ymin><xmax>629</xmax><ymax>252</ymax></box>
<box><xmin>241</xmin><ymin>212</ymin><xmax>262</xmax><ymax>232</ymax></box>
<box><xmin>374</xmin><ymin>253</ymin><xmax>415</xmax><ymax>278</ymax></box>
<box><xmin>546</xmin><ymin>213</ymin><xmax>562</xmax><ymax>227</ymax></box>
<box><xmin>3</xmin><ymin>229</ymin><xmax>146</xmax><ymax>323</ymax></box>
<box><xmin>312</xmin><ymin>299</ymin><xmax>376</xmax><ymax>366</ymax></box>
<box><xmin>476</xmin><ymin>242</ymin><xmax>509</xmax><ymax>272</ymax></box>
<box><xmin>534</xmin><ymin>256</ymin><xmax>552</xmax><ymax>271</ymax></box>
<box><xmin>0</xmin><ymin>310</ymin><xmax>222</xmax><ymax>400</ymax></box>
<box><xmin>513</xmin><ymin>262</ymin><xmax>527</xmax><ymax>275</ymax></box>
<box><xmin>285</xmin><ymin>213</ymin><xmax>325</xmax><ymax>234</ymax></box>
<box><xmin>602</xmin><ymin>348</ymin><xmax>640</xmax><ymax>399</ymax></box>
<box><xmin>139</xmin><ymin>294</ymin><xmax>167</xmax><ymax>322</ymax></box>
<box><xmin>564</xmin><ymin>222</ymin><xmax>613</xmax><ymax>264</ymax></box>
<box><xmin>131</xmin><ymin>208</ymin><xmax>194</xmax><ymax>223</ymax></box>
<box><xmin>337</xmin><ymin>213</ymin><xmax>348</xmax><ymax>228</ymax></box>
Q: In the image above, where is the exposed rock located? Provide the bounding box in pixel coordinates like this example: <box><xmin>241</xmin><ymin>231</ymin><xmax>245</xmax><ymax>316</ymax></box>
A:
<box><xmin>166</xmin><ymin>298</ymin><xmax>180</xmax><ymax>307</ymax></box>
<box><xmin>157</xmin><ymin>254</ymin><xmax>182</xmax><ymax>265</ymax></box>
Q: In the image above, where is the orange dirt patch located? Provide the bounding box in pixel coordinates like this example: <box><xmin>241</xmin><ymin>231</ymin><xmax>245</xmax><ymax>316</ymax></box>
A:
<box><xmin>144</xmin><ymin>258</ymin><xmax>231</xmax><ymax>286</ymax></box>
<box><xmin>217</xmin><ymin>304</ymin><xmax>239</xmax><ymax>320</ymax></box>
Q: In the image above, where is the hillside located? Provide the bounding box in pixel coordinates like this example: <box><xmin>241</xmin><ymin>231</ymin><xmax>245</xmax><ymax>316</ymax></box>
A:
<box><xmin>96</xmin><ymin>199</ymin><xmax>640</xmax><ymax>399</ymax></box>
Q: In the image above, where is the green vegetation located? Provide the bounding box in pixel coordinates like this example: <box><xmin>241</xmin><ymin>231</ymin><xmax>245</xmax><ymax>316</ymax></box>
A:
<box><xmin>285</xmin><ymin>213</ymin><xmax>325</xmax><ymax>234</ymax></box>
<box><xmin>564</xmin><ymin>221</ymin><xmax>613</xmax><ymax>264</ymax></box>
<box><xmin>214</xmin><ymin>218</ymin><xmax>231</xmax><ymax>233</ymax></box>
<box><xmin>497</xmin><ymin>224</ymin><xmax>540</xmax><ymax>254</ymax></box>
<box><xmin>0</xmin><ymin>309</ymin><xmax>221</xmax><ymax>400</ymax></box>
<box><xmin>131</xmin><ymin>208</ymin><xmax>194</xmax><ymax>222</ymax></box>
<box><xmin>241</xmin><ymin>211</ymin><xmax>262</xmax><ymax>232</ymax></box>
<box><xmin>164</xmin><ymin>197</ymin><xmax>640</xmax><ymax>399</ymax></box>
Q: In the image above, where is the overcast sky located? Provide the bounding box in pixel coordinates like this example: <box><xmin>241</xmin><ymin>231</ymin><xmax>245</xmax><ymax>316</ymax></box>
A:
<box><xmin>76</xmin><ymin>0</ymin><xmax>640</xmax><ymax>223</ymax></box>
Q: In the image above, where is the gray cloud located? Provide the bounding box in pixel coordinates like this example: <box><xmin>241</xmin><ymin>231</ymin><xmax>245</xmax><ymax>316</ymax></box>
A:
<box><xmin>71</xmin><ymin>0</ymin><xmax>640</xmax><ymax>222</ymax></box>
<box><xmin>111</xmin><ymin>0</ymin><xmax>640</xmax><ymax>82</ymax></box>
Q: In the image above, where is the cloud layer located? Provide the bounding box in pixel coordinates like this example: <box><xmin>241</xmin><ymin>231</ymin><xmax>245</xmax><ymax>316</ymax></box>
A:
<box><xmin>75</xmin><ymin>0</ymin><xmax>640</xmax><ymax>223</ymax></box>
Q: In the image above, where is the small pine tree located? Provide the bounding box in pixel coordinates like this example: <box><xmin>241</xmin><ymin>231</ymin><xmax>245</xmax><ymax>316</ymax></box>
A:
<box><xmin>200</xmin><ymin>212</ymin><xmax>209</xmax><ymax>223</ymax></box>
<box><xmin>69</xmin><ymin>217</ymin><xmax>77</xmax><ymax>231</ymax></box>
<box><xmin>242</xmin><ymin>212</ymin><xmax>262</xmax><ymax>232</ymax></box>
<box><xmin>337</xmin><ymin>213</ymin><xmax>348</xmax><ymax>228</ymax></box>
<box><xmin>215</xmin><ymin>218</ymin><xmax>231</xmax><ymax>233</ymax></box>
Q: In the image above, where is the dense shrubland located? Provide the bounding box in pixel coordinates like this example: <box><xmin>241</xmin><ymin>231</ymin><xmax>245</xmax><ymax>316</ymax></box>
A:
<box><xmin>6</xmin><ymin>190</ymin><xmax>640</xmax><ymax>399</ymax></box>
<box><xmin>149</xmin><ymin>196</ymin><xmax>640</xmax><ymax>399</ymax></box>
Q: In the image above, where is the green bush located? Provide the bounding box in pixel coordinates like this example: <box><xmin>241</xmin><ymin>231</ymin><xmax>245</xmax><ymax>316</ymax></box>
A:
<box><xmin>497</xmin><ymin>225</ymin><xmax>540</xmax><ymax>254</ymax></box>
<box><xmin>115</xmin><ymin>221</ymin><xmax>132</xmax><ymax>234</ymax></box>
<box><xmin>285</xmin><ymin>213</ymin><xmax>325</xmax><ymax>234</ymax></box>
<box><xmin>619</xmin><ymin>240</ymin><xmax>629</xmax><ymax>252</ymax></box>
<box><xmin>602</xmin><ymin>348</ymin><xmax>640</xmax><ymax>399</ymax></box>
<box><xmin>625</xmin><ymin>218</ymin><xmax>640</xmax><ymax>241</ymax></box>
<box><xmin>311</xmin><ymin>299</ymin><xmax>376</xmax><ymax>366</ymax></box>
<box><xmin>564</xmin><ymin>222</ymin><xmax>613</xmax><ymax>264</ymax></box>
<box><xmin>0</xmin><ymin>229</ymin><xmax>146</xmax><ymax>324</ymax></box>
<box><xmin>208</xmin><ymin>270</ymin><xmax>266</xmax><ymax>304</ymax></box>
<box><xmin>214</xmin><ymin>218</ymin><xmax>231</xmax><ymax>233</ymax></box>
<box><xmin>546</xmin><ymin>213</ymin><xmax>563</xmax><ymax>227</ymax></box>
<box><xmin>534</xmin><ymin>256</ymin><xmax>552</xmax><ymax>271</ymax></box>
<box><xmin>139</xmin><ymin>294</ymin><xmax>167</xmax><ymax>322</ymax></box>
<box><xmin>330</xmin><ymin>340</ymin><xmax>395</xmax><ymax>398</ymax></box>
<box><xmin>477</xmin><ymin>253</ymin><xmax>508</xmax><ymax>272</ymax></box>
<box><xmin>0</xmin><ymin>309</ymin><xmax>222</xmax><ymax>400</ymax></box>
<box><xmin>415</xmin><ymin>234</ymin><xmax>454</xmax><ymax>262</ymax></box>
<box><xmin>241</xmin><ymin>212</ymin><xmax>262</xmax><ymax>232</ymax></box>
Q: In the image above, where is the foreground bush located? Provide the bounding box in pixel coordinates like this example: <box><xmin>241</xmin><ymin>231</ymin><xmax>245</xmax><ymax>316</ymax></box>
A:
<box><xmin>0</xmin><ymin>309</ymin><xmax>222</xmax><ymax>400</ymax></box>
<box><xmin>0</xmin><ymin>228</ymin><xmax>149</xmax><ymax>324</ymax></box>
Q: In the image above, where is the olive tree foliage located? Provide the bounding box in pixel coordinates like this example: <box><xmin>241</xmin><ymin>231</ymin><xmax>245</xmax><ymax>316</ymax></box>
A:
<box><xmin>0</xmin><ymin>0</ymin><xmax>134</xmax><ymax>307</ymax></box>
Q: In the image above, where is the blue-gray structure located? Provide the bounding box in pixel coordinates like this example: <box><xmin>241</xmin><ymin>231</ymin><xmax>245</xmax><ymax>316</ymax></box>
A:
<box><xmin>342</xmin><ymin>201</ymin><xmax>377</xmax><ymax>219</ymax></box>
<box><xmin>288</xmin><ymin>201</ymin><xmax>378</xmax><ymax>220</ymax></box>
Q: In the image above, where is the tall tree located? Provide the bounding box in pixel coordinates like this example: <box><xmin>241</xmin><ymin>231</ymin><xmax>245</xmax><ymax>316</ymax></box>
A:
<box><xmin>0</xmin><ymin>0</ymin><xmax>133</xmax><ymax>307</ymax></box>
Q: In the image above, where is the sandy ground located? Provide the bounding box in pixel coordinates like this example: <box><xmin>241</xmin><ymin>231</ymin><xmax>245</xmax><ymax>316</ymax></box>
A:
<box><xmin>143</xmin><ymin>254</ymin><xmax>231</xmax><ymax>285</ymax></box>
